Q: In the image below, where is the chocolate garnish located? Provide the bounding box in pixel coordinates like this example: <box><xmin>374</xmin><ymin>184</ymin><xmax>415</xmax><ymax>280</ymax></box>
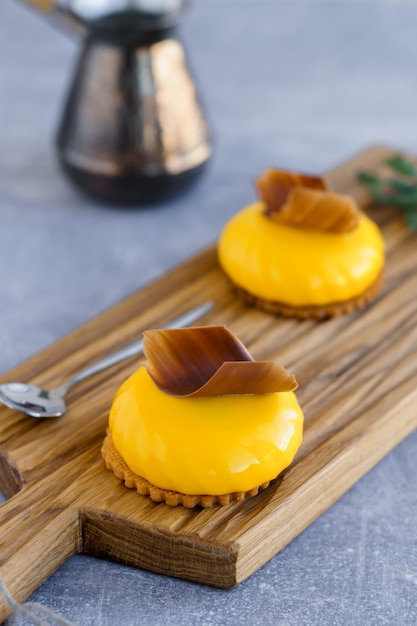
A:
<box><xmin>256</xmin><ymin>167</ymin><xmax>360</xmax><ymax>233</ymax></box>
<box><xmin>276</xmin><ymin>188</ymin><xmax>360</xmax><ymax>233</ymax></box>
<box><xmin>143</xmin><ymin>325</ymin><xmax>297</xmax><ymax>397</ymax></box>
<box><xmin>256</xmin><ymin>168</ymin><xmax>327</xmax><ymax>217</ymax></box>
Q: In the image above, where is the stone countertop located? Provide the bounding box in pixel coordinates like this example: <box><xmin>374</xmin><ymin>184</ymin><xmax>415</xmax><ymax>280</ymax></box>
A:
<box><xmin>1</xmin><ymin>0</ymin><xmax>416</xmax><ymax>624</ymax></box>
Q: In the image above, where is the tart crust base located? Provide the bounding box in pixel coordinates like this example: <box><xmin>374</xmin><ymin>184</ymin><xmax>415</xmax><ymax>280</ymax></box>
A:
<box><xmin>101</xmin><ymin>431</ymin><xmax>271</xmax><ymax>508</ymax></box>
<box><xmin>233</xmin><ymin>271</ymin><xmax>384</xmax><ymax>319</ymax></box>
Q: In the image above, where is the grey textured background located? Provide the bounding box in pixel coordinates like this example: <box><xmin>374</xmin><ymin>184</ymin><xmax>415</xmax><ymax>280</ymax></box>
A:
<box><xmin>1</xmin><ymin>1</ymin><xmax>417</xmax><ymax>624</ymax></box>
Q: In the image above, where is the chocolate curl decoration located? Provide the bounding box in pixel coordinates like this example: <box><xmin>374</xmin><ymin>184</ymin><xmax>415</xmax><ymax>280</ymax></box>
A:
<box><xmin>143</xmin><ymin>326</ymin><xmax>298</xmax><ymax>397</ymax></box>
<box><xmin>277</xmin><ymin>188</ymin><xmax>360</xmax><ymax>233</ymax></box>
<box><xmin>256</xmin><ymin>168</ymin><xmax>360</xmax><ymax>233</ymax></box>
<box><xmin>256</xmin><ymin>169</ymin><xmax>328</xmax><ymax>217</ymax></box>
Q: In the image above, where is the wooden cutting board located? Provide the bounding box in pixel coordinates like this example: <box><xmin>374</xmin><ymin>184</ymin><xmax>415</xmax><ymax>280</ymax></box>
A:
<box><xmin>1</xmin><ymin>146</ymin><xmax>417</xmax><ymax>621</ymax></box>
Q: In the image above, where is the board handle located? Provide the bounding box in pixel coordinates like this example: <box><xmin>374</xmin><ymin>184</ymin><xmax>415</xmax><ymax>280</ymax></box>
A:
<box><xmin>0</xmin><ymin>487</ymin><xmax>79</xmax><ymax>622</ymax></box>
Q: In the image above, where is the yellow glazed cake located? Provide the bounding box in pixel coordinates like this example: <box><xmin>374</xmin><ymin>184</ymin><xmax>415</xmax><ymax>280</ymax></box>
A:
<box><xmin>102</xmin><ymin>325</ymin><xmax>304</xmax><ymax>507</ymax></box>
<box><xmin>218</xmin><ymin>168</ymin><xmax>385</xmax><ymax>318</ymax></box>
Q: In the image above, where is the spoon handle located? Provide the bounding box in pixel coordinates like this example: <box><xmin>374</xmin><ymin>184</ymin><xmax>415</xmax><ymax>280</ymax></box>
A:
<box><xmin>55</xmin><ymin>301</ymin><xmax>212</xmax><ymax>396</ymax></box>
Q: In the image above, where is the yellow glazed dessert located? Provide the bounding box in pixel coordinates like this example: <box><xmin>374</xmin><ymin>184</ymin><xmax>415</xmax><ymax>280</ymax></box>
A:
<box><xmin>218</xmin><ymin>169</ymin><xmax>385</xmax><ymax>318</ymax></box>
<box><xmin>102</xmin><ymin>325</ymin><xmax>304</xmax><ymax>507</ymax></box>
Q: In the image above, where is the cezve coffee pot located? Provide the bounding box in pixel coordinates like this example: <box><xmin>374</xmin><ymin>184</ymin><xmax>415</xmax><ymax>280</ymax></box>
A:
<box><xmin>18</xmin><ymin>0</ymin><xmax>212</xmax><ymax>204</ymax></box>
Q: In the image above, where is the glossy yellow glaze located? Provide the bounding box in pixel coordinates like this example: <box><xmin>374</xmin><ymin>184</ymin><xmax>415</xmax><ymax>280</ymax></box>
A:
<box><xmin>218</xmin><ymin>203</ymin><xmax>385</xmax><ymax>306</ymax></box>
<box><xmin>109</xmin><ymin>366</ymin><xmax>304</xmax><ymax>495</ymax></box>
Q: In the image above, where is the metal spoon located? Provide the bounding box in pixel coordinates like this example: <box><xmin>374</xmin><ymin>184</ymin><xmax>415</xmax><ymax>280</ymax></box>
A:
<box><xmin>0</xmin><ymin>301</ymin><xmax>212</xmax><ymax>419</ymax></box>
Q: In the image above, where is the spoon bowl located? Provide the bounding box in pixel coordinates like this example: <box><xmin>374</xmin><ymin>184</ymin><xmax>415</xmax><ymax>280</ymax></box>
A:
<box><xmin>0</xmin><ymin>383</ymin><xmax>66</xmax><ymax>418</ymax></box>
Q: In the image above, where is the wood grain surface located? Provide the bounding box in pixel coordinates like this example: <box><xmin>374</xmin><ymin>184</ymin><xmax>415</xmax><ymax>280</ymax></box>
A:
<box><xmin>1</xmin><ymin>146</ymin><xmax>416</xmax><ymax>621</ymax></box>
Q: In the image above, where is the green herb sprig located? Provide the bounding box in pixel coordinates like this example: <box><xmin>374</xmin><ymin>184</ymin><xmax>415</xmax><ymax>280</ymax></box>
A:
<box><xmin>357</xmin><ymin>155</ymin><xmax>417</xmax><ymax>232</ymax></box>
